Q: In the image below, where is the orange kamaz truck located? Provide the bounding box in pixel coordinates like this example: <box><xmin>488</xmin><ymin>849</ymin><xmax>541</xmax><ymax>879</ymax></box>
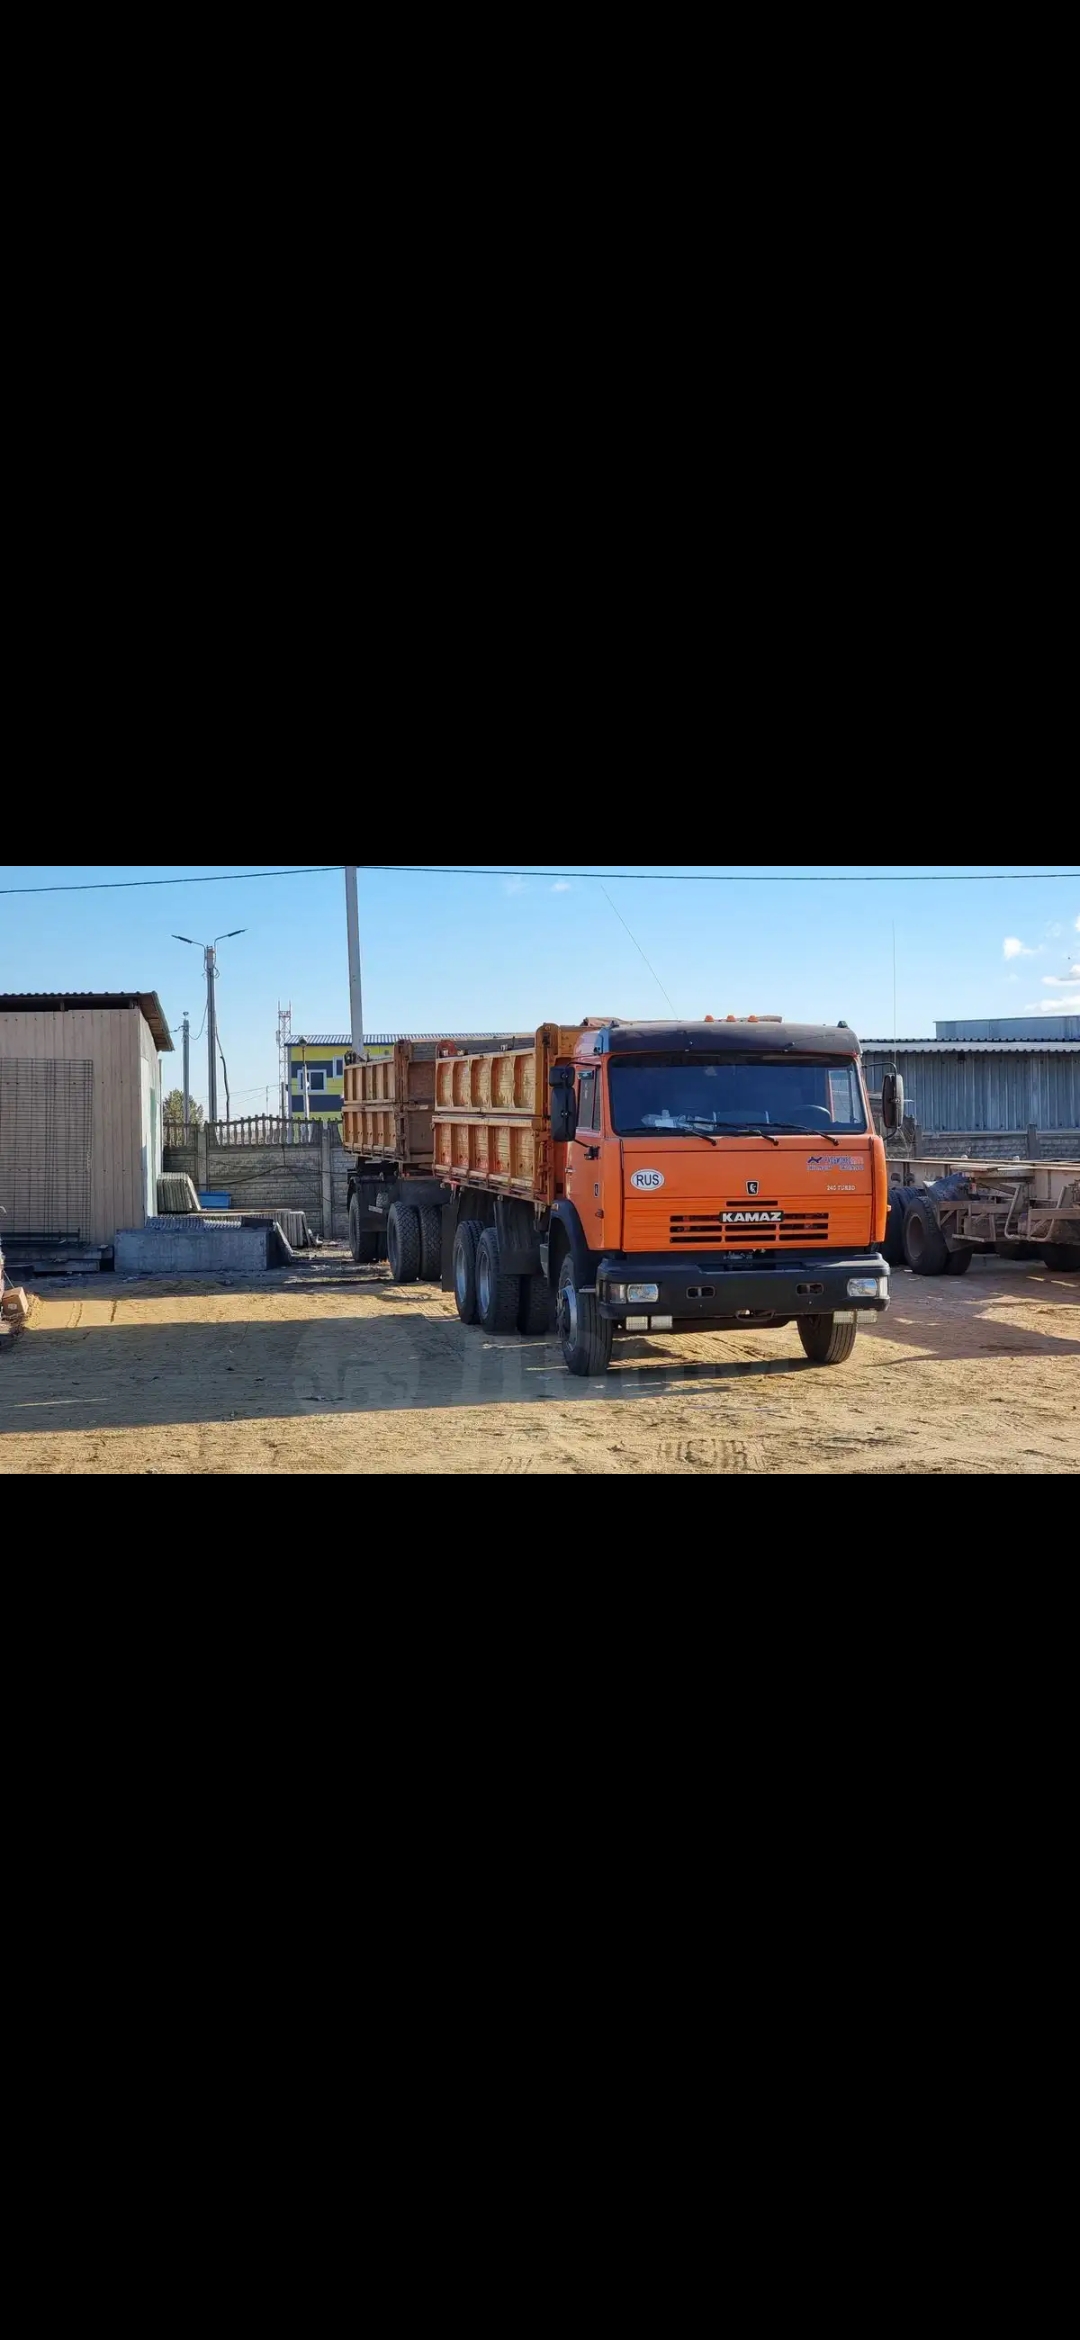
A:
<box><xmin>343</xmin><ymin>1017</ymin><xmax>892</xmax><ymax>1375</ymax></box>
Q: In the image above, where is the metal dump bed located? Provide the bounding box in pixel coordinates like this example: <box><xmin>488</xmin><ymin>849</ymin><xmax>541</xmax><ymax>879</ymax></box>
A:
<box><xmin>432</xmin><ymin>1026</ymin><xmax>584</xmax><ymax>1202</ymax></box>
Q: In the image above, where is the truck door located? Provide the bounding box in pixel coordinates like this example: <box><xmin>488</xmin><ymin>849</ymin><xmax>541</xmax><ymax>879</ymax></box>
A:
<box><xmin>565</xmin><ymin>1066</ymin><xmax>607</xmax><ymax>1249</ymax></box>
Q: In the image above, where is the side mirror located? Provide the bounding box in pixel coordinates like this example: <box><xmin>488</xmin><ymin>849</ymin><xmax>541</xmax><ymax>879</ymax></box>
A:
<box><xmin>550</xmin><ymin>1067</ymin><xmax>578</xmax><ymax>1144</ymax></box>
<box><xmin>881</xmin><ymin>1070</ymin><xmax>905</xmax><ymax>1134</ymax></box>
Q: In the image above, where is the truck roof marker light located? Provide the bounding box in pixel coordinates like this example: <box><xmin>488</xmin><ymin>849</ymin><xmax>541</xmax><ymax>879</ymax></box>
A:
<box><xmin>704</xmin><ymin>1014</ymin><xmax>715</xmax><ymax>1022</ymax></box>
<box><xmin>727</xmin><ymin>1014</ymin><xmax>737</xmax><ymax>1022</ymax></box>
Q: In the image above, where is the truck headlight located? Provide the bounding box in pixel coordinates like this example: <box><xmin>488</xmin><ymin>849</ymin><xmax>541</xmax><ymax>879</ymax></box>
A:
<box><xmin>627</xmin><ymin>1283</ymin><xmax>660</xmax><ymax>1304</ymax></box>
<box><xmin>848</xmin><ymin>1277</ymin><xmax>886</xmax><ymax>1299</ymax></box>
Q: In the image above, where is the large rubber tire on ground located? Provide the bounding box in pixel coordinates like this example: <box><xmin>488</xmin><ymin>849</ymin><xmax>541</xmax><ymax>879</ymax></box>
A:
<box><xmin>1042</xmin><ymin>1245</ymin><xmax>1080</xmax><ymax>1272</ymax></box>
<box><xmin>883</xmin><ymin>1188</ymin><xmax>910</xmax><ymax>1267</ymax></box>
<box><xmin>557</xmin><ymin>1254</ymin><xmax>614</xmax><ymax>1377</ymax></box>
<box><xmin>944</xmin><ymin>1247</ymin><xmax>973</xmax><ymax>1275</ymax></box>
<box><xmin>997</xmin><ymin>1240</ymin><xmax>1039</xmax><ymax>1261</ymax></box>
<box><xmin>518</xmin><ymin>1272</ymin><xmax>552</xmax><ymax>1336</ymax></box>
<box><xmin>903</xmin><ymin>1194</ymin><xmax>949</xmax><ymax>1276</ymax></box>
<box><xmin>453</xmin><ymin>1222</ymin><xmax>482</xmax><ymax>1323</ymax></box>
<box><xmin>798</xmin><ymin>1314</ymin><xmax>858</xmax><ymax>1366</ymax></box>
<box><xmin>348</xmin><ymin>1195</ymin><xmax>381</xmax><ymax>1265</ymax></box>
<box><xmin>476</xmin><ymin>1228</ymin><xmax>522</xmax><ymax>1333</ymax></box>
<box><xmin>419</xmin><ymin>1206</ymin><xmax>443</xmax><ymax>1283</ymax></box>
<box><xmin>387</xmin><ymin>1202</ymin><xmax>421</xmax><ymax>1285</ymax></box>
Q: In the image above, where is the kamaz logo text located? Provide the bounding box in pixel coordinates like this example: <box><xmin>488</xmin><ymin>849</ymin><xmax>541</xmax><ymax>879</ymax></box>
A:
<box><xmin>722</xmin><ymin>1210</ymin><xmax>784</xmax><ymax>1226</ymax></box>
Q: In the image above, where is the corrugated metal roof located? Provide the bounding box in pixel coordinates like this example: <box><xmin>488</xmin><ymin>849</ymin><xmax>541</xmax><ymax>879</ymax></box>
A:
<box><xmin>862</xmin><ymin>1039</ymin><xmax>1079</xmax><ymax>1054</ymax></box>
<box><xmin>0</xmin><ymin>992</ymin><xmax>173</xmax><ymax>1050</ymax></box>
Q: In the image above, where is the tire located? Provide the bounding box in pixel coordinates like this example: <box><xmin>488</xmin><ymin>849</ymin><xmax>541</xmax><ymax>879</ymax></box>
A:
<box><xmin>944</xmin><ymin>1248</ymin><xmax>973</xmax><ymax>1275</ymax></box>
<box><xmin>518</xmin><ymin>1273</ymin><xmax>551</xmax><ymax>1336</ymax></box>
<box><xmin>798</xmin><ymin>1314</ymin><xmax>858</xmax><ymax>1366</ymax></box>
<box><xmin>997</xmin><ymin>1240</ymin><xmax>1039</xmax><ymax>1261</ymax></box>
<box><xmin>476</xmin><ymin>1228</ymin><xmax>522</xmax><ymax>1333</ymax></box>
<box><xmin>883</xmin><ymin>1188</ymin><xmax>909</xmax><ymax>1267</ymax></box>
<box><xmin>1042</xmin><ymin>1245</ymin><xmax>1080</xmax><ymax>1272</ymax></box>
<box><xmin>453</xmin><ymin>1221</ymin><xmax>482</xmax><ymax>1323</ymax></box>
<box><xmin>387</xmin><ymin>1202</ymin><xmax>421</xmax><ymax>1285</ymax></box>
<box><xmin>348</xmin><ymin>1195</ymin><xmax>380</xmax><ymax>1265</ymax></box>
<box><xmin>419</xmin><ymin>1206</ymin><xmax>443</xmax><ymax>1283</ymax></box>
<box><xmin>903</xmin><ymin>1194</ymin><xmax>949</xmax><ymax>1276</ymax></box>
<box><xmin>557</xmin><ymin>1254</ymin><xmax>614</xmax><ymax>1377</ymax></box>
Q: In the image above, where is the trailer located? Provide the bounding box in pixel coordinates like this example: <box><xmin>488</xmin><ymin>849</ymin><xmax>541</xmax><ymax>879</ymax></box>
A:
<box><xmin>343</xmin><ymin>1016</ymin><xmax>893</xmax><ymax>1375</ymax></box>
<box><xmin>883</xmin><ymin>1161</ymin><xmax>1080</xmax><ymax>1275</ymax></box>
<box><xmin>341</xmin><ymin>1037</ymin><xmax>534</xmax><ymax>1273</ymax></box>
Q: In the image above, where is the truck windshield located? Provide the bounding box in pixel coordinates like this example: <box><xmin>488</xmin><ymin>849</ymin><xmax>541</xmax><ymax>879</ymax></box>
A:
<box><xmin>610</xmin><ymin>1056</ymin><xmax>868</xmax><ymax>1137</ymax></box>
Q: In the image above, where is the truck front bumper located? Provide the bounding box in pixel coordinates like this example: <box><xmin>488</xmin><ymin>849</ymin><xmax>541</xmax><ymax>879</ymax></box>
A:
<box><xmin>596</xmin><ymin>1252</ymin><xmax>891</xmax><ymax>1328</ymax></box>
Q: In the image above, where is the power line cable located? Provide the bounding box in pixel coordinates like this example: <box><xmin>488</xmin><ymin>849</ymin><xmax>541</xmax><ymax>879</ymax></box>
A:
<box><xmin>598</xmin><ymin>882</ymin><xmax>679</xmax><ymax>1014</ymax></box>
<box><xmin>1</xmin><ymin>864</ymin><xmax>1078</xmax><ymax>896</ymax></box>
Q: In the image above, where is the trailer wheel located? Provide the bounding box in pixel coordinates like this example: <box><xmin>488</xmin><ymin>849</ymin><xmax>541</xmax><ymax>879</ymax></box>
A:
<box><xmin>1042</xmin><ymin>1245</ymin><xmax>1080</xmax><ymax>1272</ymax></box>
<box><xmin>476</xmin><ymin>1229</ymin><xmax>522</xmax><ymax>1333</ymax></box>
<box><xmin>418</xmin><ymin>1207</ymin><xmax>443</xmax><ymax>1283</ymax></box>
<box><xmin>944</xmin><ymin>1248</ymin><xmax>973</xmax><ymax>1275</ymax></box>
<box><xmin>518</xmin><ymin>1273</ymin><xmax>552</xmax><ymax>1336</ymax></box>
<box><xmin>348</xmin><ymin>1195</ymin><xmax>380</xmax><ymax>1266</ymax></box>
<box><xmin>883</xmin><ymin>1187</ymin><xmax>910</xmax><ymax>1267</ymax></box>
<box><xmin>798</xmin><ymin>1314</ymin><xmax>858</xmax><ymax>1365</ymax></box>
<box><xmin>903</xmin><ymin>1194</ymin><xmax>949</xmax><ymax>1275</ymax></box>
<box><xmin>387</xmin><ymin>1202</ymin><xmax>421</xmax><ymax>1285</ymax></box>
<box><xmin>453</xmin><ymin>1221</ymin><xmax>482</xmax><ymax>1323</ymax></box>
<box><xmin>557</xmin><ymin>1257</ymin><xmax>614</xmax><ymax>1377</ymax></box>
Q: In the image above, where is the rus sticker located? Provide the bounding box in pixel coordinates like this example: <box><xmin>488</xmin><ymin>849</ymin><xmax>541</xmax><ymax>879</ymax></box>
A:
<box><xmin>630</xmin><ymin>1169</ymin><xmax>666</xmax><ymax>1191</ymax></box>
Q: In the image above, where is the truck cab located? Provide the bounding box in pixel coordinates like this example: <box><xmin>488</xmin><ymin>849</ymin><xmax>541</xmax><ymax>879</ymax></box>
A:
<box><xmin>550</xmin><ymin>1019</ymin><xmax>890</xmax><ymax>1372</ymax></box>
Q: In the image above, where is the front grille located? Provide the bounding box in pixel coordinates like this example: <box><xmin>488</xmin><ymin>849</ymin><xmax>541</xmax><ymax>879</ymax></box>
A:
<box><xmin>669</xmin><ymin>1206</ymin><xmax>831</xmax><ymax>1248</ymax></box>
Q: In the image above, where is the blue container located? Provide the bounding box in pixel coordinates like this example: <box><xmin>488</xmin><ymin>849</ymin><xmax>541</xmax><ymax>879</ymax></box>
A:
<box><xmin>198</xmin><ymin>1192</ymin><xmax>233</xmax><ymax>1211</ymax></box>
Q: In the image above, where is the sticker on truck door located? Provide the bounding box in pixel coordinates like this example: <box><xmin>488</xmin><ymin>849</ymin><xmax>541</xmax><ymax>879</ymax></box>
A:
<box><xmin>630</xmin><ymin>1169</ymin><xmax>665</xmax><ymax>1191</ymax></box>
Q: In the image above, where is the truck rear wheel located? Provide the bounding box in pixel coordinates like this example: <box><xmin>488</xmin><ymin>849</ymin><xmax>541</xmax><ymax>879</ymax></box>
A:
<box><xmin>518</xmin><ymin>1273</ymin><xmax>551</xmax><ymax>1336</ymax></box>
<box><xmin>557</xmin><ymin>1256</ymin><xmax>614</xmax><ymax>1376</ymax></box>
<box><xmin>903</xmin><ymin>1195</ymin><xmax>949</xmax><ymax>1275</ymax></box>
<box><xmin>476</xmin><ymin>1229</ymin><xmax>521</xmax><ymax>1334</ymax></box>
<box><xmin>419</xmin><ymin>1206</ymin><xmax>443</xmax><ymax>1283</ymax></box>
<box><xmin>798</xmin><ymin>1314</ymin><xmax>858</xmax><ymax>1366</ymax></box>
<box><xmin>945</xmin><ymin>1248</ymin><xmax>973</xmax><ymax>1275</ymax></box>
<box><xmin>1042</xmin><ymin>1245</ymin><xmax>1080</xmax><ymax>1272</ymax></box>
<box><xmin>453</xmin><ymin>1222</ymin><xmax>482</xmax><ymax>1323</ymax></box>
<box><xmin>348</xmin><ymin>1195</ymin><xmax>380</xmax><ymax>1266</ymax></box>
<box><xmin>387</xmin><ymin>1202</ymin><xmax>421</xmax><ymax>1285</ymax></box>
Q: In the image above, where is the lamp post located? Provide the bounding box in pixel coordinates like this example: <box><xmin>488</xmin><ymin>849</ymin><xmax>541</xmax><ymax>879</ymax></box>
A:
<box><xmin>173</xmin><ymin>930</ymin><xmax>246</xmax><ymax>1126</ymax></box>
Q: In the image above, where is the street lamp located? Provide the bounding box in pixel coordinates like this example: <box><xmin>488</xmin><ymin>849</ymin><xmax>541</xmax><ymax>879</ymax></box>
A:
<box><xmin>173</xmin><ymin>930</ymin><xmax>247</xmax><ymax>1125</ymax></box>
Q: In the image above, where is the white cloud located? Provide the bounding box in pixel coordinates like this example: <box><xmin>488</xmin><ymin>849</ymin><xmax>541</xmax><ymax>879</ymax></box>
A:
<box><xmin>503</xmin><ymin>876</ymin><xmax>527</xmax><ymax>896</ymax></box>
<box><xmin>1003</xmin><ymin>936</ymin><xmax>1040</xmax><ymax>959</ymax></box>
<box><xmin>1075</xmin><ymin>914</ymin><xmax>1080</xmax><ymax>932</ymax></box>
<box><xmin>1042</xmin><ymin>970</ymin><xmax>1080</xmax><ymax>987</ymax></box>
<box><xmin>551</xmin><ymin>880</ymin><xmax>573</xmax><ymax>893</ymax></box>
<box><xmin>1026</xmin><ymin>993</ymin><xmax>1080</xmax><ymax>1012</ymax></box>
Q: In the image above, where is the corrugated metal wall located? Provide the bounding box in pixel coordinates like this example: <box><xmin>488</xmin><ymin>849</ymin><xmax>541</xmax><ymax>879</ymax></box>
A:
<box><xmin>863</xmin><ymin>1050</ymin><xmax>1080</xmax><ymax>1132</ymax></box>
<box><xmin>0</xmin><ymin>1008</ymin><xmax>153</xmax><ymax>1244</ymax></box>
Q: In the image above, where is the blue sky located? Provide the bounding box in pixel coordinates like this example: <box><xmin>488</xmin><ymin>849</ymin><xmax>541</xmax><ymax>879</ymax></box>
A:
<box><xmin>1</xmin><ymin>864</ymin><xmax>1078</xmax><ymax>1114</ymax></box>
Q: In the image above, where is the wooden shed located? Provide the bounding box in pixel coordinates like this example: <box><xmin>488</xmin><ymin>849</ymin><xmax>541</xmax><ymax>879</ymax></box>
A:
<box><xmin>0</xmin><ymin>993</ymin><xmax>173</xmax><ymax>1250</ymax></box>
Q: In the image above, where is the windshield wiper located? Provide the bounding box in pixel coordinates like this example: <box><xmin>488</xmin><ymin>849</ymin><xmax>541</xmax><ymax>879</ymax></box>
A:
<box><xmin>765</xmin><ymin>1126</ymin><xmax>844</xmax><ymax>1145</ymax></box>
<box><xmin>669</xmin><ymin>1119</ymin><xmax>719</xmax><ymax>1146</ymax></box>
<box><xmin>717</xmin><ymin>1124</ymin><xmax>781</xmax><ymax>1148</ymax></box>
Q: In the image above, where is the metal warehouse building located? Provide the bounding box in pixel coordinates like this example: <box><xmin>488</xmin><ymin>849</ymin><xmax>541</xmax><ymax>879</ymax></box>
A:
<box><xmin>0</xmin><ymin>993</ymin><xmax>173</xmax><ymax>1250</ymax></box>
<box><xmin>862</xmin><ymin>1018</ymin><xmax>1080</xmax><ymax>1155</ymax></box>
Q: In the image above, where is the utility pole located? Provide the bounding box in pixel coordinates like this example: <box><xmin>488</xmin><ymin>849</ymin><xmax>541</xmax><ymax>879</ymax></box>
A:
<box><xmin>345</xmin><ymin>866</ymin><xmax>365</xmax><ymax>1060</ymax></box>
<box><xmin>205</xmin><ymin>944</ymin><xmax>219</xmax><ymax>1126</ymax></box>
<box><xmin>182</xmin><ymin>1013</ymin><xmax>191</xmax><ymax>1125</ymax></box>
<box><xmin>173</xmin><ymin>929</ymin><xmax>246</xmax><ymax>1133</ymax></box>
<box><xmin>277</xmin><ymin>1004</ymin><xmax>293</xmax><ymax>1124</ymax></box>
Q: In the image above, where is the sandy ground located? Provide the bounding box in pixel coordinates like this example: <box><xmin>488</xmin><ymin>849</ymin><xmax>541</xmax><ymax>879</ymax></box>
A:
<box><xmin>1</xmin><ymin>1252</ymin><xmax>1078</xmax><ymax>1474</ymax></box>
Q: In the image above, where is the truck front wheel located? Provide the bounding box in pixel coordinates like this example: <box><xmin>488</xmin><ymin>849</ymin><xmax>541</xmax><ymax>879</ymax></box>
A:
<box><xmin>557</xmin><ymin>1257</ymin><xmax>614</xmax><ymax>1377</ymax></box>
<box><xmin>798</xmin><ymin>1314</ymin><xmax>858</xmax><ymax>1366</ymax></box>
<box><xmin>387</xmin><ymin>1203</ymin><xmax>421</xmax><ymax>1285</ymax></box>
